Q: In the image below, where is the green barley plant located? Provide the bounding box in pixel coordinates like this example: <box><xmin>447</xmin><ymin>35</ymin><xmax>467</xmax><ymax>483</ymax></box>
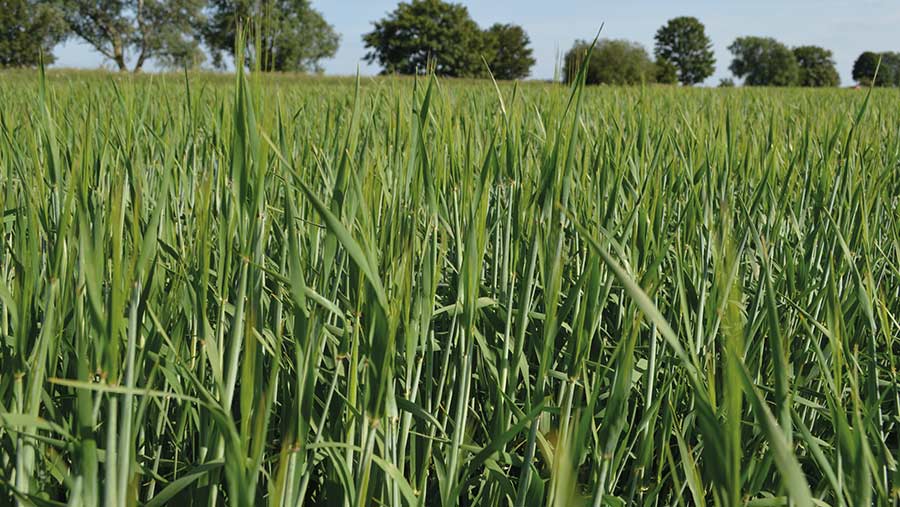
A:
<box><xmin>0</xmin><ymin>61</ymin><xmax>899</xmax><ymax>507</ymax></box>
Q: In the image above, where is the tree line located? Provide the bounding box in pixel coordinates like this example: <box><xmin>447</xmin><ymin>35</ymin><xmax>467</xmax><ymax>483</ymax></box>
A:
<box><xmin>1</xmin><ymin>0</ymin><xmax>341</xmax><ymax>73</ymax></box>
<box><xmin>2</xmin><ymin>0</ymin><xmax>897</xmax><ymax>87</ymax></box>
<box><xmin>565</xmin><ymin>26</ymin><xmax>848</xmax><ymax>88</ymax></box>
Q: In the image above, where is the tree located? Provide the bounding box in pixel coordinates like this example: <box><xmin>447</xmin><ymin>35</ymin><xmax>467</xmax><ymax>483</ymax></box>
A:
<box><xmin>852</xmin><ymin>51</ymin><xmax>880</xmax><ymax>86</ymax></box>
<box><xmin>482</xmin><ymin>23</ymin><xmax>535</xmax><ymax>80</ymax></box>
<box><xmin>0</xmin><ymin>0</ymin><xmax>66</xmax><ymax>67</ymax></box>
<box><xmin>564</xmin><ymin>39</ymin><xmax>657</xmax><ymax>85</ymax></box>
<box><xmin>363</xmin><ymin>0</ymin><xmax>484</xmax><ymax>77</ymax></box>
<box><xmin>851</xmin><ymin>51</ymin><xmax>900</xmax><ymax>87</ymax></box>
<box><xmin>728</xmin><ymin>36</ymin><xmax>798</xmax><ymax>86</ymax></box>
<box><xmin>792</xmin><ymin>45</ymin><xmax>839</xmax><ymax>87</ymax></box>
<box><xmin>883</xmin><ymin>53</ymin><xmax>900</xmax><ymax>86</ymax></box>
<box><xmin>58</xmin><ymin>0</ymin><xmax>204</xmax><ymax>72</ymax></box>
<box><xmin>653</xmin><ymin>16</ymin><xmax>715</xmax><ymax>85</ymax></box>
<box><xmin>205</xmin><ymin>0</ymin><xmax>338</xmax><ymax>72</ymax></box>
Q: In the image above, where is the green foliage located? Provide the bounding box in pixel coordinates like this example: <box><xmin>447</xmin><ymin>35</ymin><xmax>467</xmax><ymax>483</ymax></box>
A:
<box><xmin>884</xmin><ymin>52</ymin><xmax>900</xmax><ymax>86</ymax></box>
<box><xmin>482</xmin><ymin>23</ymin><xmax>535</xmax><ymax>80</ymax></box>
<box><xmin>362</xmin><ymin>0</ymin><xmax>533</xmax><ymax>79</ymax></box>
<box><xmin>0</xmin><ymin>0</ymin><xmax>66</xmax><ymax>67</ymax></box>
<box><xmin>718</xmin><ymin>77</ymin><xmax>735</xmax><ymax>87</ymax></box>
<box><xmin>728</xmin><ymin>36</ymin><xmax>799</xmax><ymax>86</ymax></box>
<box><xmin>564</xmin><ymin>38</ymin><xmax>657</xmax><ymax>85</ymax></box>
<box><xmin>793</xmin><ymin>45</ymin><xmax>839</xmax><ymax>87</ymax></box>
<box><xmin>852</xmin><ymin>51</ymin><xmax>880</xmax><ymax>86</ymax></box>
<box><xmin>58</xmin><ymin>0</ymin><xmax>205</xmax><ymax>72</ymax></box>
<box><xmin>852</xmin><ymin>51</ymin><xmax>900</xmax><ymax>87</ymax></box>
<box><xmin>362</xmin><ymin>0</ymin><xmax>485</xmax><ymax>77</ymax></box>
<box><xmin>655</xmin><ymin>58</ymin><xmax>678</xmax><ymax>84</ymax></box>
<box><xmin>2</xmin><ymin>68</ymin><xmax>900</xmax><ymax>507</ymax></box>
<box><xmin>204</xmin><ymin>0</ymin><xmax>339</xmax><ymax>72</ymax></box>
<box><xmin>653</xmin><ymin>16</ymin><xmax>715</xmax><ymax>85</ymax></box>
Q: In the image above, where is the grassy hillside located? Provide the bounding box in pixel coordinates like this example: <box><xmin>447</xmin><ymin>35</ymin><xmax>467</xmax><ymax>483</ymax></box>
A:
<box><xmin>1</xmin><ymin>69</ymin><xmax>899</xmax><ymax>506</ymax></box>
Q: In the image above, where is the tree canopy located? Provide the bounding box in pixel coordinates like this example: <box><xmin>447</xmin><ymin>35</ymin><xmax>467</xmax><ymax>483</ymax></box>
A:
<box><xmin>654</xmin><ymin>16</ymin><xmax>715</xmax><ymax>85</ymax></box>
<box><xmin>728</xmin><ymin>37</ymin><xmax>798</xmax><ymax>86</ymax></box>
<box><xmin>58</xmin><ymin>0</ymin><xmax>205</xmax><ymax>72</ymax></box>
<box><xmin>852</xmin><ymin>51</ymin><xmax>900</xmax><ymax>87</ymax></box>
<box><xmin>363</xmin><ymin>0</ymin><xmax>534</xmax><ymax>79</ymax></box>
<box><xmin>363</xmin><ymin>0</ymin><xmax>483</xmax><ymax>77</ymax></box>
<box><xmin>883</xmin><ymin>53</ymin><xmax>900</xmax><ymax>86</ymax></box>
<box><xmin>793</xmin><ymin>45</ymin><xmax>839</xmax><ymax>87</ymax></box>
<box><xmin>482</xmin><ymin>23</ymin><xmax>535</xmax><ymax>80</ymax></box>
<box><xmin>205</xmin><ymin>0</ymin><xmax>339</xmax><ymax>72</ymax></box>
<box><xmin>0</xmin><ymin>0</ymin><xmax>66</xmax><ymax>67</ymax></box>
<box><xmin>852</xmin><ymin>52</ymin><xmax>880</xmax><ymax>86</ymax></box>
<box><xmin>564</xmin><ymin>39</ymin><xmax>658</xmax><ymax>85</ymax></box>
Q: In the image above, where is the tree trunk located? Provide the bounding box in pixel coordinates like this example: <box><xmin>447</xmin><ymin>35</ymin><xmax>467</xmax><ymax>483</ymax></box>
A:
<box><xmin>133</xmin><ymin>0</ymin><xmax>146</xmax><ymax>73</ymax></box>
<box><xmin>113</xmin><ymin>38</ymin><xmax>127</xmax><ymax>72</ymax></box>
<box><xmin>133</xmin><ymin>49</ymin><xmax>147</xmax><ymax>73</ymax></box>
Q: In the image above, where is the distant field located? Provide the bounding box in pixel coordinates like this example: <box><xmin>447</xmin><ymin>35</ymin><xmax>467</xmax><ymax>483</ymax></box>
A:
<box><xmin>1</xmin><ymin>70</ymin><xmax>899</xmax><ymax>506</ymax></box>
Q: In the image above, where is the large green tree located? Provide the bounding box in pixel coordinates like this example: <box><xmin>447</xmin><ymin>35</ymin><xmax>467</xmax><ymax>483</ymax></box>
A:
<box><xmin>363</xmin><ymin>0</ymin><xmax>484</xmax><ymax>77</ymax></box>
<box><xmin>0</xmin><ymin>0</ymin><xmax>66</xmax><ymax>67</ymax></box>
<box><xmin>205</xmin><ymin>0</ymin><xmax>339</xmax><ymax>72</ymax></box>
<box><xmin>728</xmin><ymin>36</ymin><xmax>798</xmax><ymax>86</ymax></box>
<box><xmin>482</xmin><ymin>23</ymin><xmax>535</xmax><ymax>80</ymax></box>
<box><xmin>58</xmin><ymin>0</ymin><xmax>205</xmax><ymax>72</ymax></box>
<box><xmin>653</xmin><ymin>16</ymin><xmax>715</xmax><ymax>85</ymax></box>
<box><xmin>792</xmin><ymin>45</ymin><xmax>839</xmax><ymax>87</ymax></box>
<box><xmin>564</xmin><ymin>39</ymin><xmax>658</xmax><ymax>85</ymax></box>
<box><xmin>852</xmin><ymin>51</ymin><xmax>880</xmax><ymax>86</ymax></box>
<box><xmin>852</xmin><ymin>51</ymin><xmax>900</xmax><ymax>87</ymax></box>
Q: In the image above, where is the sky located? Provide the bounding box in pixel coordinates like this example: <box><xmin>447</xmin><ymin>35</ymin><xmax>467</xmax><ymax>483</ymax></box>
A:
<box><xmin>52</xmin><ymin>0</ymin><xmax>900</xmax><ymax>86</ymax></box>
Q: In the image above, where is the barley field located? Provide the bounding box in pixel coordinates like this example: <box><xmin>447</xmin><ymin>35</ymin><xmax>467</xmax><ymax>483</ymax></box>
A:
<box><xmin>1</xmin><ymin>67</ymin><xmax>899</xmax><ymax>506</ymax></box>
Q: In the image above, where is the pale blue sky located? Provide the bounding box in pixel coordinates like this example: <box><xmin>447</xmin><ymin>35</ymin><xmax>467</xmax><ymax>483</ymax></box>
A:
<box><xmin>52</xmin><ymin>0</ymin><xmax>900</xmax><ymax>85</ymax></box>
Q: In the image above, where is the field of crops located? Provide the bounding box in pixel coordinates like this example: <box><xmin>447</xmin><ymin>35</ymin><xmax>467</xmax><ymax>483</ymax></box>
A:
<box><xmin>1</xmin><ymin>67</ymin><xmax>899</xmax><ymax>506</ymax></box>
